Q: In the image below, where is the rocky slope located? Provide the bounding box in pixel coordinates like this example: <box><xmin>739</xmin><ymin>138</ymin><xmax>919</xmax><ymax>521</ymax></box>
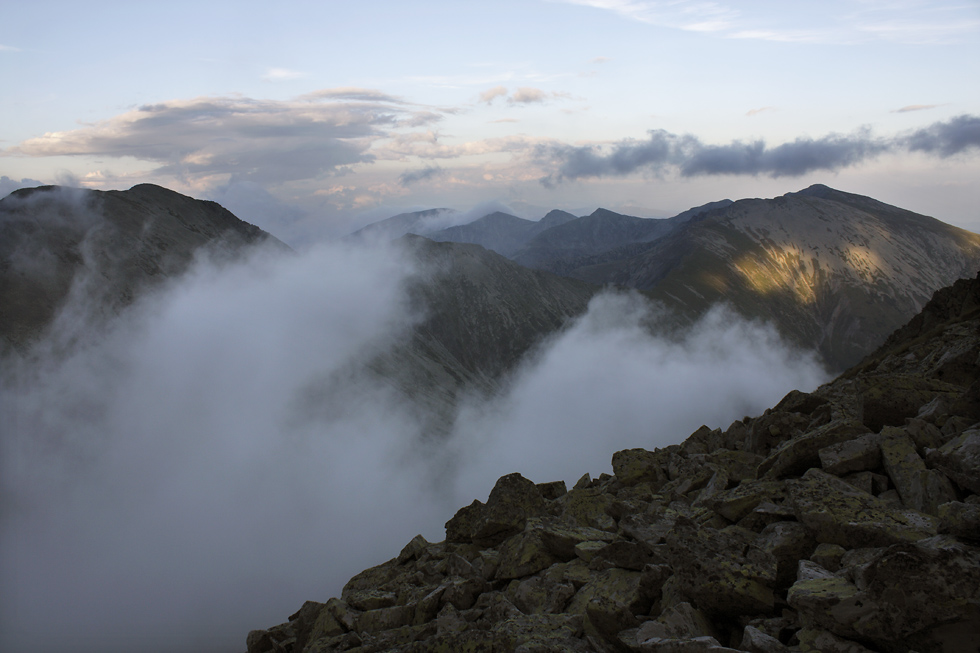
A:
<box><xmin>247</xmin><ymin>271</ymin><xmax>980</xmax><ymax>653</ymax></box>
<box><xmin>0</xmin><ymin>183</ymin><xmax>287</xmax><ymax>353</ymax></box>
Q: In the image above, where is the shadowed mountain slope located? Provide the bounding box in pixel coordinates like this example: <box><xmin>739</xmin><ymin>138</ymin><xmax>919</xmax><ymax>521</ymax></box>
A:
<box><xmin>363</xmin><ymin>236</ymin><xmax>598</xmax><ymax>427</ymax></box>
<box><xmin>0</xmin><ymin>184</ymin><xmax>288</xmax><ymax>352</ymax></box>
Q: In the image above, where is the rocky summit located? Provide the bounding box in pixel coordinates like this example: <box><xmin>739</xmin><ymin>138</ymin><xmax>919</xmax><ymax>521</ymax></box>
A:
<box><xmin>247</xmin><ymin>272</ymin><xmax>980</xmax><ymax>652</ymax></box>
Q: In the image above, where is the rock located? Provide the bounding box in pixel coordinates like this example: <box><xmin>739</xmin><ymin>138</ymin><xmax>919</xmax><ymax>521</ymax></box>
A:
<box><xmin>445</xmin><ymin>500</ymin><xmax>487</xmax><ymax>544</ymax></box>
<box><xmin>613</xmin><ymin>448</ymin><xmax>670</xmax><ymax>489</ymax></box>
<box><xmin>574</xmin><ymin>540</ymin><xmax>607</xmax><ymax>562</ymax></box>
<box><xmin>809</xmin><ymin>543</ymin><xmax>846</xmax><ymax>572</ymax></box>
<box><xmin>508</xmin><ymin>573</ymin><xmax>576</xmax><ymax>614</ymax></box>
<box><xmin>537</xmin><ymin>519</ymin><xmax>617</xmax><ymax>560</ymax></box>
<box><xmin>639</xmin><ymin>602</ymin><xmax>717</xmax><ymax>641</ymax></box>
<box><xmin>346</xmin><ymin>589</ymin><xmax>397</xmax><ymax>611</ymax></box>
<box><xmin>818</xmin><ymin>432</ymin><xmax>881</xmax><ymax>476</ymax></box>
<box><xmin>757</xmin><ymin>419</ymin><xmax>868</xmax><ymax>479</ymax></box>
<box><xmin>665</xmin><ymin>516</ymin><xmax>776</xmax><ymax>617</ymax></box>
<box><xmin>699</xmin><ymin>480</ymin><xmax>788</xmax><ymax>523</ymax></box>
<box><xmin>355</xmin><ymin>603</ymin><xmax>415</xmax><ymax>633</ymax></box>
<box><xmin>758</xmin><ymin>521</ymin><xmax>816</xmax><ymax>587</ymax></box>
<box><xmin>880</xmin><ymin>427</ymin><xmax>956</xmax><ymax>515</ymax></box>
<box><xmin>397</xmin><ymin>534</ymin><xmax>430</xmax><ymax>563</ymax></box>
<box><xmin>791</xmin><ymin>468</ymin><xmax>938</xmax><ymax>548</ymax></box>
<box><xmin>559</xmin><ymin>486</ymin><xmax>617</xmax><ymax>531</ymax></box>
<box><xmin>926</xmin><ymin>428</ymin><xmax>980</xmax><ymax>493</ymax></box>
<box><xmin>495</xmin><ymin>520</ymin><xmax>561</xmax><ymax>580</ymax></box>
<box><xmin>938</xmin><ymin>501</ymin><xmax>980</xmax><ymax>540</ymax></box>
<box><xmin>739</xmin><ymin>625</ymin><xmax>789</xmax><ymax>653</ymax></box>
<box><xmin>536</xmin><ymin>480</ymin><xmax>568</xmax><ymax>500</ymax></box>
<box><xmin>794</xmin><ymin>627</ymin><xmax>878</xmax><ymax>653</ymax></box>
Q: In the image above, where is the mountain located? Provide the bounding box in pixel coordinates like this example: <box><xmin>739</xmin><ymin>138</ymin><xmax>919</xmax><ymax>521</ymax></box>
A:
<box><xmin>0</xmin><ymin>183</ymin><xmax>288</xmax><ymax>353</ymax></box>
<box><xmin>552</xmin><ymin>185</ymin><xmax>980</xmax><ymax>371</ymax></box>
<box><xmin>424</xmin><ymin>209</ymin><xmax>579</xmax><ymax>257</ymax></box>
<box><xmin>347</xmin><ymin>208</ymin><xmax>458</xmax><ymax>242</ymax></box>
<box><xmin>246</xmin><ymin>270</ymin><xmax>980</xmax><ymax>653</ymax></box>
<box><xmin>512</xmin><ymin>201</ymin><xmax>733</xmax><ymax>271</ymax></box>
<box><xmin>353</xmin><ymin>236</ymin><xmax>598</xmax><ymax>429</ymax></box>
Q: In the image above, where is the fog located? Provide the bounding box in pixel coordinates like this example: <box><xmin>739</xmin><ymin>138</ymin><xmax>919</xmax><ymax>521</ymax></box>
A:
<box><xmin>0</xmin><ymin>238</ymin><xmax>827</xmax><ymax>652</ymax></box>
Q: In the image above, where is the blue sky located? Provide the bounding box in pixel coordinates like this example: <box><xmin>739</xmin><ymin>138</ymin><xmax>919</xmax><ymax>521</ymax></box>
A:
<box><xmin>1</xmin><ymin>0</ymin><xmax>978</xmax><ymax>241</ymax></box>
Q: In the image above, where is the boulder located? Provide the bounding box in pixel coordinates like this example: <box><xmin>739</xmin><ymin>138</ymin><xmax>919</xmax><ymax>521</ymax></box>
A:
<box><xmin>880</xmin><ymin>427</ymin><xmax>956</xmax><ymax>514</ymax></box>
<box><xmin>612</xmin><ymin>448</ymin><xmax>670</xmax><ymax>489</ymax></box>
<box><xmin>791</xmin><ymin>468</ymin><xmax>938</xmax><ymax>548</ymax></box>
<box><xmin>757</xmin><ymin>419</ymin><xmax>869</xmax><ymax>479</ymax></box>
<box><xmin>926</xmin><ymin>428</ymin><xmax>980</xmax><ymax>494</ymax></box>
<box><xmin>665</xmin><ymin>516</ymin><xmax>776</xmax><ymax>617</ymax></box>
<box><xmin>818</xmin><ymin>432</ymin><xmax>881</xmax><ymax>476</ymax></box>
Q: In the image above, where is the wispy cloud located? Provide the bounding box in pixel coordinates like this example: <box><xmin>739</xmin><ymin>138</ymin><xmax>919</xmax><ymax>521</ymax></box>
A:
<box><xmin>479</xmin><ymin>86</ymin><xmax>570</xmax><ymax>105</ymax></box>
<box><xmin>399</xmin><ymin>166</ymin><xmax>445</xmax><ymax>186</ymax></box>
<box><xmin>746</xmin><ymin>106</ymin><xmax>775</xmax><ymax>117</ymax></box>
<box><xmin>552</xmin><ymin>0</ymin><xmax>980</xmax><ymax>44</ymax></box>
<box><xmin>480</xmin><ymin>86</ymin><xmax>509</xmax><ymax>104</ymax></box>
<box><xmin>535</xmin><ymin>114</ymin><xmax>980</xmax><ymax>184</ymax></box>
<box><xmin>893</xmin><ymin>104</ymin><xmax>941</xmax><ymax>114</ymax></box>
<box><xmin>0</xmin><ymin>44</ymin><xmax>20</xmax><ymax>52</ymax></box>
<box><xmin>591</xmin><ymin>56</ymin><xmax>611</xmax><ymax>64</ymax></box>
<box><xmin>261</xmin><ymin>67</ymin><xmax>307</xmax><ymax>82</ymax></box>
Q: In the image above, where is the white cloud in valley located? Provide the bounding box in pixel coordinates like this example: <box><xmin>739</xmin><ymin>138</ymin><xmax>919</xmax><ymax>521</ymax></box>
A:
<box><xmin>0</xmin><ymin>209</ymin><xmax>828</xmax><ymax>651</ymax></box>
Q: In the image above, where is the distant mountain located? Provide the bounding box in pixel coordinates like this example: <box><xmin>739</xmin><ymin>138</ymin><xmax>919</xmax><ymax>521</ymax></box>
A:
<box><xmin>424</xmin><ymin>209</ymin><xmax>579</xmax><ymax>257</ymax></box>
<box><xmin>561</xmin><ymin>185</ymin><xmax>980</xmax><ymax>371</ymax></box>
<box><xmin>0</xmin><ymin>184</ymin><xmax>288</xmax><ymax>353</ymax></box>
<box><xmin>347</xmin><ymin>208</ymin><xmax>458</xmax><ymax>243</ymax></box>
<box><xmin>512</xmin><ymin>201</ymin><xmax>733</xmax><ymax>271</ymax></box>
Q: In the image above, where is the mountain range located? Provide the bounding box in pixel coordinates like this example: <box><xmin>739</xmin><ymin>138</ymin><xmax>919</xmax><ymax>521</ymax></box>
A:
<box><xmin>354</xmin><ymin>185</ymin><xmax>980</xmax><ymax>372</ymax></box>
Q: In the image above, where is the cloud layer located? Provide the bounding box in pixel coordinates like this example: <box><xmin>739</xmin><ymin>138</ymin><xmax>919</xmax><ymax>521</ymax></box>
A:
<box><xmin>0</xmin><ymin>222</ymin><xmax>828</xmax><ymax>652</ymax></box>
<box><xmin>5</xmin><ymin>90</ymin><xmax>443</xmax><ymax>185</ymax></box>
<box><xmin>537</xmin><ymin>115</ymin><xmax>980</xmax><ymax>185</ymax></box>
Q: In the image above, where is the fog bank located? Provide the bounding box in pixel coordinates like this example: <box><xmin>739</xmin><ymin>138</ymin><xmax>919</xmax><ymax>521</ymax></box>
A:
<box><xmin>1</xmin><ymin>241</ymin><xmax>827</xmax><ymax>652</ymax></box>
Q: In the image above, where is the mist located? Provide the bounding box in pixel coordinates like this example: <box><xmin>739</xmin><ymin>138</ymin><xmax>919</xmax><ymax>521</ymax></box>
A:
<box><xmin>1</xmin><ymin>237</ymin><xmax>827</xmax><ymax>652</ymax></box>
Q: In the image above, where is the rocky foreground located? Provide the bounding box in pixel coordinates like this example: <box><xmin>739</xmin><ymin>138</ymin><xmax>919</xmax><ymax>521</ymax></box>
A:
<box><xmin>247</xmin><ymin>274</ymin><xmax>980</xmax><ymax>653</ymax></box>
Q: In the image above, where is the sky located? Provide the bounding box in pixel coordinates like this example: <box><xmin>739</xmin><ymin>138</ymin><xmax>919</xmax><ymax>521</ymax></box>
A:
<box><xmin>1</xmin><ymin>0</ymin><xmax>979</xmax><ymax>242</ymax></box>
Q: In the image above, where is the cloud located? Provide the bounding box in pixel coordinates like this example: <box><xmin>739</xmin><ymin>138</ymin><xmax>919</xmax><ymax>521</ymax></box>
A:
<box><xmin>399</xmin><ymin>166</ymin><xmax>445</xmax><ymax>186</ymax></box>
<box><xmin>446</xmin><ymin>292</ymin><xmax>827</xmax><ymax>496</ymax></box>
<box><xmin>591</xmin><ymin>56</ymin><xmax>611</xmax><ymax>64</ymax></box>
<box><xmin>0</xmin><ymin>202</ymin><xmax>828</xmax><ymax>652</ymax></box>
<box><xmin>3</xmin><ymin>90</ymin><xmax>442</xmax><ymax>185</ymax></box>
<box><xmin>553</xmin><ymin>0</ymin><xmax>980</xmax><ymax>45</ymax></box>
<box><xmin>905</xmin><ymin>114</ymin><xmax>980</xmax><ymax>157</ymax></box>
<box><xmin>511</xmin><ymin>87</ymin><xmax>547</xmax><ymax>104</ymax></box>
<box><xmin>0</xmin><ymin>44</ymin><xmax>20</xmax><ymax>52</ymax></box>
<box><xmin>746</xmin><ymin>106</ymin><xmax>775</xmax><ymax>116</ymax></box>
<box><xmin>261</xmin><ymin>67</ymin><xmax>307</xmax><ymax>82</ymax></box>
<box><xmin>480</xmin><ymin>86</ymin><xmax>509</xmax><ymax>104</ymax></box>
<box><xmin>536</xmin><ymin>115</ymin><xmax>980</xmax><ymax>183</ymax></box>
<box><xmin>490</xmin><ymin>118</ymin><xmax>520</xmax><ymax>124</ymax></box>
<box><xmin>0</xmin><ymin>175</ymin><xmax>45</xmax><ymax>197</ymax></box>
<box><xmin>893</xmin><ymin>104</ymin><xmax>941</xmax><ymax>113</ymax></box>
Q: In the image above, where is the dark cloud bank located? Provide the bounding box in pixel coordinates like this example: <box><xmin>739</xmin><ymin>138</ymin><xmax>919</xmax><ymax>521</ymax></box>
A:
<box><xmin>538</xmin><ymin>114</ymin><xmax>980</xmax><ymax>184</ymax></box>
<box><xmin>0</xmin><ymin>214</ymin><xmax>826</xmax><ymax>652</ymax></box>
